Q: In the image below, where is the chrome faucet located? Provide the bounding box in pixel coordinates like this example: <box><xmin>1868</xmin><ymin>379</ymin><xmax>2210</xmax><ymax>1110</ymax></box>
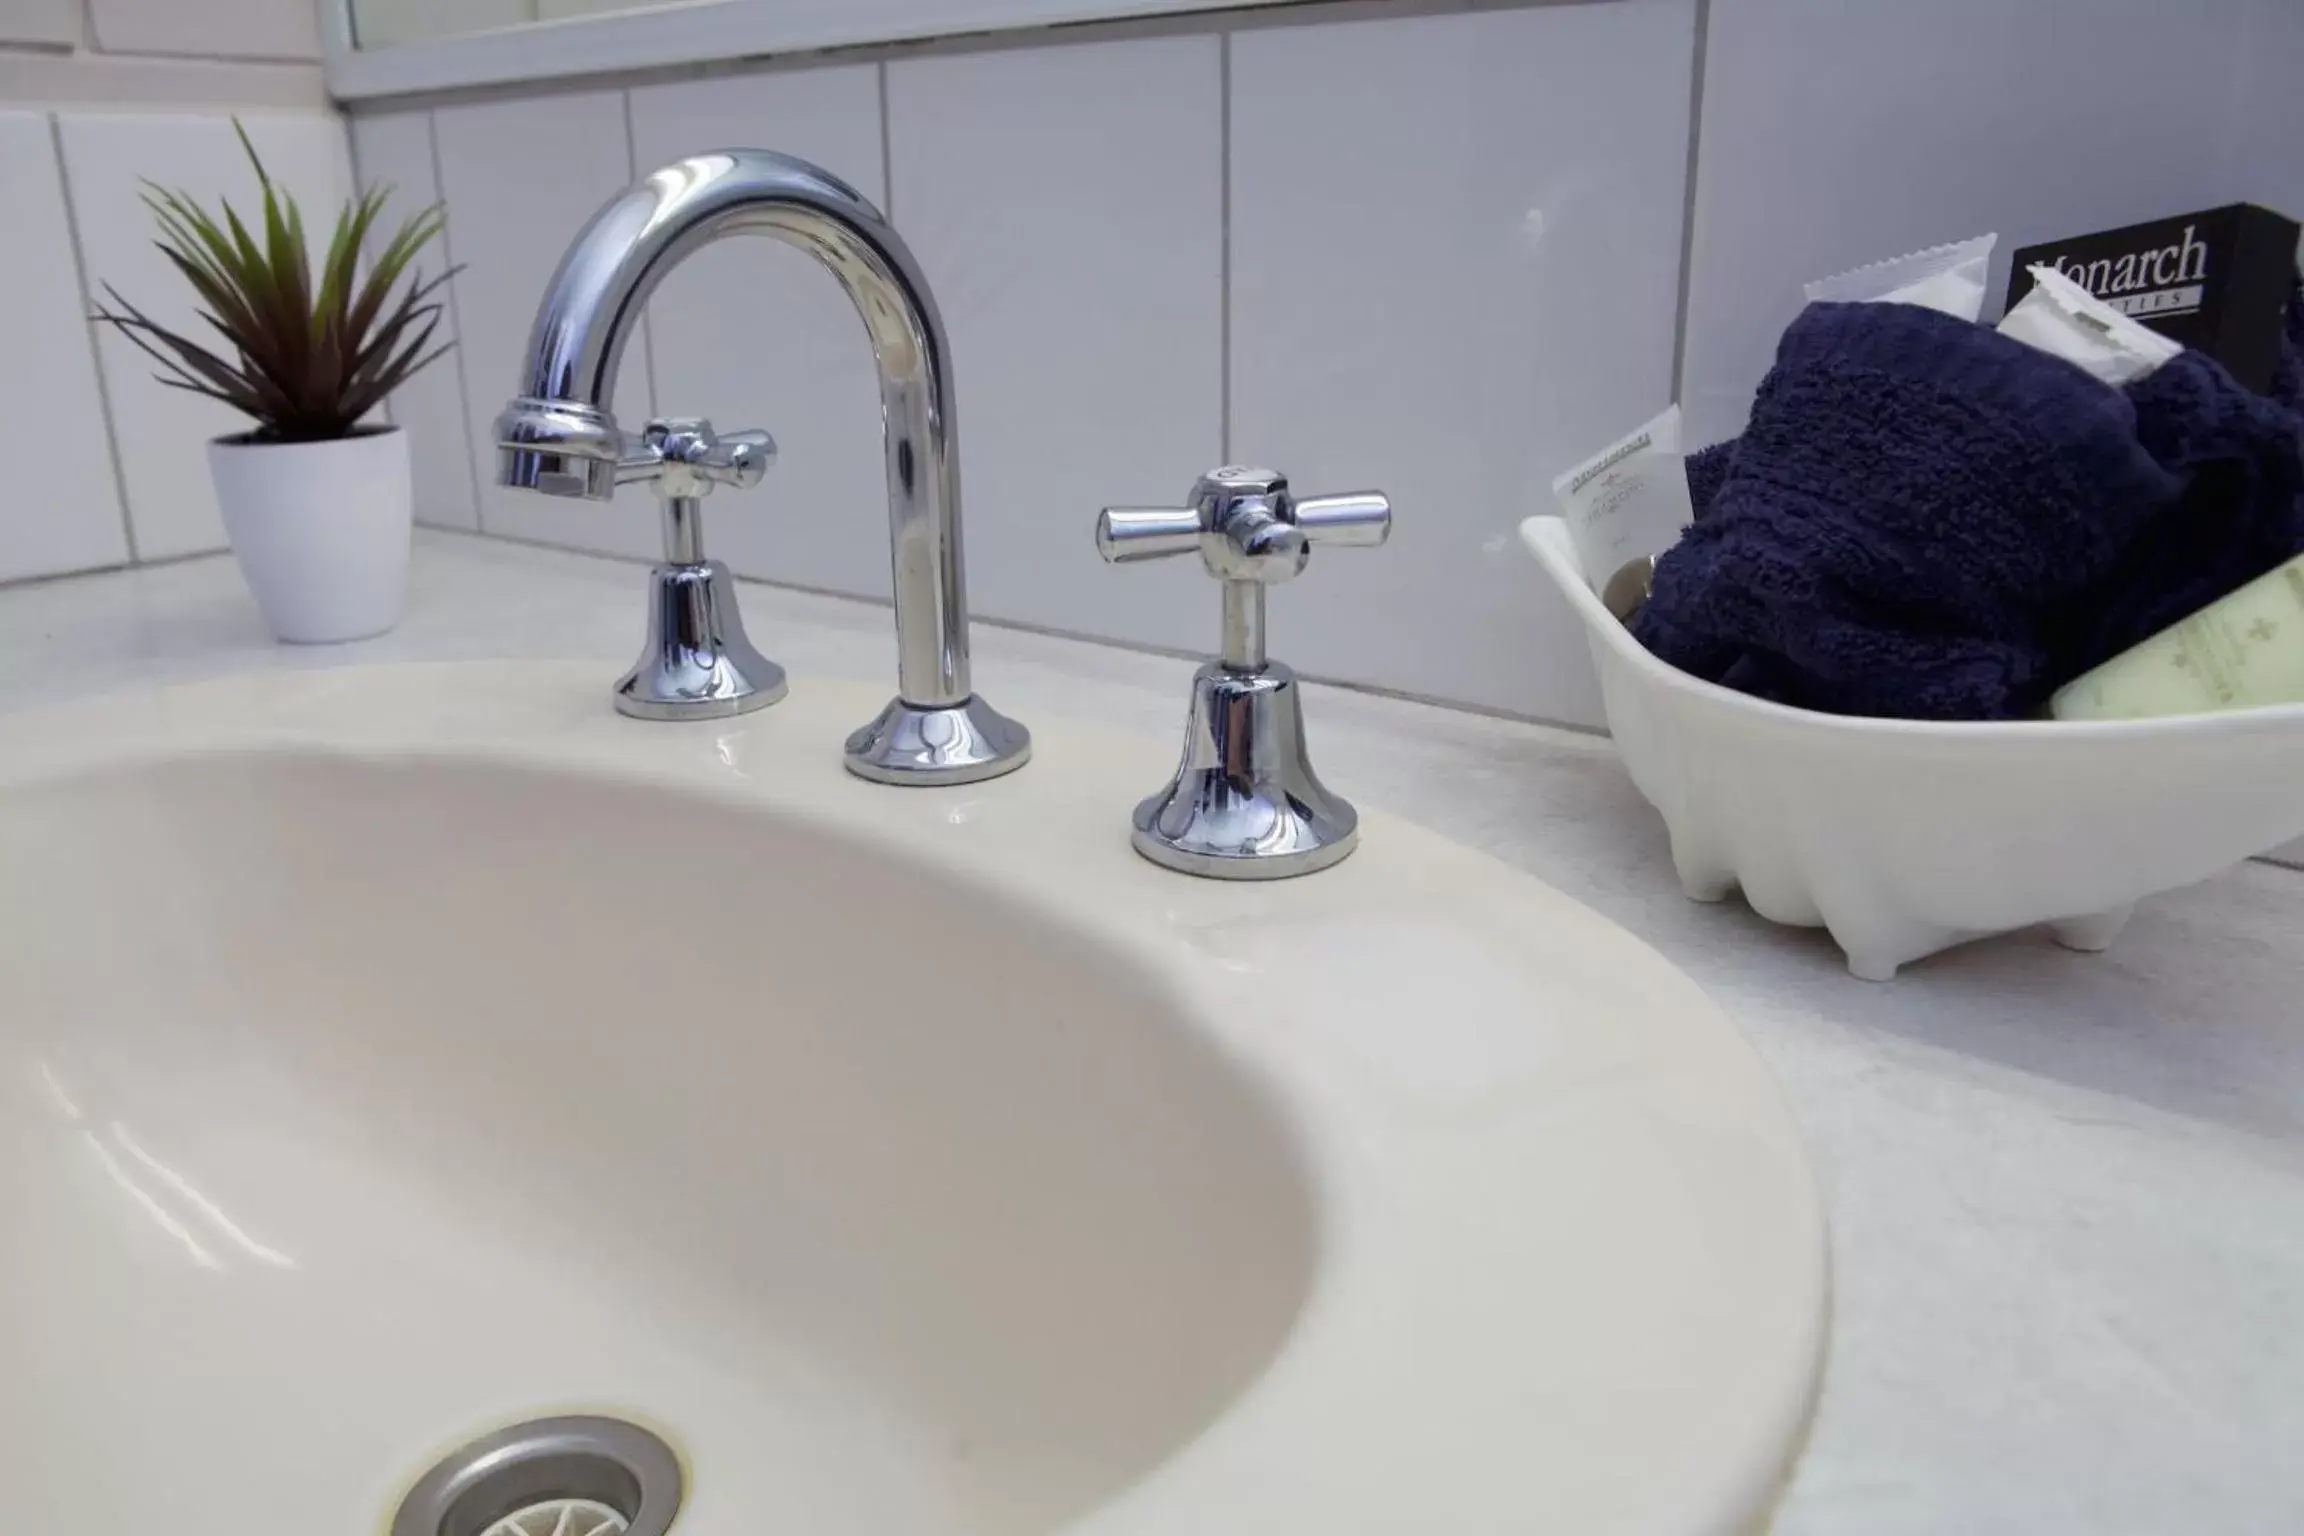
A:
<box><xmin>1099</xmin><ymin>465</ymin><xmax>1391</xmax><ymax>878</ymax></box>
<box><xmin>494</xmin><ymin>150</ymin><xmax>1030</xmax><ymax>786</ymax></box>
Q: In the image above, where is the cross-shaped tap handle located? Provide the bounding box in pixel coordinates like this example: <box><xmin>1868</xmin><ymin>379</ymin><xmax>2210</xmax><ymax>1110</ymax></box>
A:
<box><xmin>618</xmin><ymin>416</ymin><xmax>776</xmax><ymax>495</ymax></box>
<box><xmin>611</xmin><ymin>416</ymin><xmax>776</xmax><ymax>564</ymax></box>
<box><xmin>1097</xmin><ymin>465</ymin><xmax>1390</xmax><ymax>669</ymax></box>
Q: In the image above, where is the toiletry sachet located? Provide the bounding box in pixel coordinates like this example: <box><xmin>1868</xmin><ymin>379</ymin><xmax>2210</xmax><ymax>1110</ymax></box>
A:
<box><xmin>1804</xmin><ymin>234</ymin><xmax>1999</xmax><ymax>322</ymax></box>
<box><xmin>2008</xmin><ymin>203</ymin><xmax>2300</xmax><ymax>392</ymax></box>
<box><xmin>1550</xmin><ymin>405</ymin><xmax>1693</xmax><ymax>594</ymax></box>
<box><xmin>1999</xmin><ymin>264</ymin><xmax>2182</xmax><ymax>386</ymax></box>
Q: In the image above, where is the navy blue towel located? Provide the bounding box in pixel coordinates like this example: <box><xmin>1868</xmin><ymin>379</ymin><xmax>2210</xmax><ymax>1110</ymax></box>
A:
<box><xmin>2058</xmin><ymin>324</ymin><xmax>2304</xmax><ymax>676</ymax></box>
<box><xmin>1638</xmin><ymin>294</ymin><xmax>2304</xmax><ymax>719</ymax></box>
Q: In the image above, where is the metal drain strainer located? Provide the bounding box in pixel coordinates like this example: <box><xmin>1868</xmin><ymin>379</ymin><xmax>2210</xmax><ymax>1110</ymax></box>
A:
<box><xmin>481</xmin><ymin>1499</ymin><xmax>628</xmax><ymax>1536</ymax></box>
<box><xmin>392</xmin><ymin>1416</ymin><xmax>680</xmax><ymax>1536</ymax></box>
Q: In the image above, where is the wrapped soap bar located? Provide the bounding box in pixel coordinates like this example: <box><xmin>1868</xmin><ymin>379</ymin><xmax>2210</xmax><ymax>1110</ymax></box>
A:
<box><xmin>2052</xmin><ymin>554</ymin><xmax>2304</xmax><ymax>719</ymax></box>
<box><xmin>1997</xmin><ymin>263</ymin><xmax>2182</xmax><ymax>385</ymax></box>
<box><xmin>1804</xmin><ymin>234</ymin><xmax>1999</xmax><ymax>322</ymax></box>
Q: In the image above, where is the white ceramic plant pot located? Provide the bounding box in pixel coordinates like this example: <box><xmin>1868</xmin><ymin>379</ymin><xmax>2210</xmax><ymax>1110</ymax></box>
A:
<box><xmin>208</xmin><ymin>426</ymin><xmax>412</xmax><ymax>644</ymax></box>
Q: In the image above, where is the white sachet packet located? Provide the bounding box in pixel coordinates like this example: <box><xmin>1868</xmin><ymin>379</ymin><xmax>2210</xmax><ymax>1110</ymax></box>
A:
<box><xmin>1550</xmin><ymin>405</ymin><xmax>1694</xmax><ymax>602</ymax></box>
<box><xmin>1803</xmin><ymin>234</ymin><xmax>2000</xmax><ymax>321</ymax></box>
<box><xmin>1996</xmin><ymin>262</ymin><xmax>2183</xmax><ymax>385</ymax></box>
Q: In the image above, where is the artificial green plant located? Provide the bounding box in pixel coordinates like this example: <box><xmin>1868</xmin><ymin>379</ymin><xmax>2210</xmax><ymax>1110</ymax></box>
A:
<box><xmin>92</xmin><ymin>121</ymin><xmax>458</xmax><ymax>444</ymax></box>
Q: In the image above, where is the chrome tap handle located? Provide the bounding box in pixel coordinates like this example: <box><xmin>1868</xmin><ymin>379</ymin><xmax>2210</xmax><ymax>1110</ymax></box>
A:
<box><xmin>1094</xmin><ymin>465</ymin><xmax>1391</xmax><ymax>881</ymax></box>
<box><xmin>1292</xmin><ymin>490</ymin><xmax>1392</xmax><ymax>547</ymax></box>
<box><xmin>697</xmin><ymin>426</ymin><xmax>775</xmax><ymax>489</ymax></box>
<box><xmin>607</xmin><ymin>415</ymin><xmax>788</xmax><ymax>721</ymax></box>
<box><xmin>617</xmin><ymin>417</ymin><xmax>777</xmax><ymax>498</ymax></box>
<box><xmin>1095</xmin><ymin>465</ymin><xmax>1391</xmax><ymax>668</ymax></box>
<box><xmin>1095</xmin><ymin>506</ymin><xmax>1205</xmax><ymax>562</ymax></box>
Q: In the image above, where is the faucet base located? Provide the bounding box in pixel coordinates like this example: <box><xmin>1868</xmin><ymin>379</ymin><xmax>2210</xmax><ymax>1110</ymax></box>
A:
<box><xmin>613</xmin><ymin>559</ymin><xmax>787</xmax><ymax>721</ymax></box>
<box><xmin>1128</xmin><ymin>660</ymin><xmax>1359</xmax><ymax>879</ymax></box>
<box><xmin>843</xmin><ymin>696</ymin><xmax>1031</xmax><ymax>786</ymax></box>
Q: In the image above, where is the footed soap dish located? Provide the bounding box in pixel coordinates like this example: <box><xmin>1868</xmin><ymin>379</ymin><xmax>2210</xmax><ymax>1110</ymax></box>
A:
<box><xmin>1522</xmin><ymin>514</ymin><xmax>2304</xmax><ymax>980</ymax></box>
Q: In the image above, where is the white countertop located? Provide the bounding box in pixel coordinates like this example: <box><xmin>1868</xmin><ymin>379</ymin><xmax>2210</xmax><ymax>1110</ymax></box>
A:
<box><xmin>4</xmin><ymin>529</ymin><xmax>2300</xmax><ymax>1534</ymax></box>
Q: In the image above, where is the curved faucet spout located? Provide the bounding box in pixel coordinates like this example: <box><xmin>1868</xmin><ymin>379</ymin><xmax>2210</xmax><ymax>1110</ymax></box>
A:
<box><xmin>495</xmin><ymin>150</ymin><xmax>997</xmax><ymax>738</ymax></box>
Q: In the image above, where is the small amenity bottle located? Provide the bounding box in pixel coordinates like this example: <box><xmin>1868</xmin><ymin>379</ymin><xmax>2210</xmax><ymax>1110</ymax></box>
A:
<box><xmin>2052</xmin><ymin>554</ymin><xmax>2304</xmax><ymax>719</ymax></box>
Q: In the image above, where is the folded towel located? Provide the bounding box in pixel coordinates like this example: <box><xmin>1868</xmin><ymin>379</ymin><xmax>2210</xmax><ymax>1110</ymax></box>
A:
<box><xmin>2269</xmin><ymin>274</ymin><xmax>2304</xmax><ymax>408</ymax></box>
<box><xmin>2049</xmin><ymin>345</ymin><xmax>2304</xmax><ymax>678</ymax></box>
<box><xmin>1640</xmin><ymin>302</ymin><xmax>2184</xmax><ymax>718</ymax></box>
<box><xmin>1685</xmin><ymin>439</ymin><xmax>1735</xmax><ymax>519</ymax></box>
<box><xmin>1646</xmin><ymin>290</ymin><xmax>2304</xmax><ymax>718</ymax></box>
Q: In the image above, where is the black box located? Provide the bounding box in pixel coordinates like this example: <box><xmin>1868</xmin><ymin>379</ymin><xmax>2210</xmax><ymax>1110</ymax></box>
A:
<box><xmin>2005</xmin><ymin>203</ymin><xmax>2299</xmax><ymax>392</ymax></box>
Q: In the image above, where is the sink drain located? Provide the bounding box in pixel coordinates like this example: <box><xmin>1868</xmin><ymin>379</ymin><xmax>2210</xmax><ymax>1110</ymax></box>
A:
<box><xmin>391</xmin><ymin>1416</ymin><xmax>681</xmax><ymax>1536</ymax></box>
<box><xmin>480</xmin><ymin>1500</ymin><xmax>627</xmax><ymax>1536</ymax></box>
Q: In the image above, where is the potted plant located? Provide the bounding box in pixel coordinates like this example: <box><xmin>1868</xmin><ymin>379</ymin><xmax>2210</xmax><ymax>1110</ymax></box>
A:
<box><xmin>93</xmin><ymin>124</ymin><xmax>457</xmax><ymax>643</ymax></box>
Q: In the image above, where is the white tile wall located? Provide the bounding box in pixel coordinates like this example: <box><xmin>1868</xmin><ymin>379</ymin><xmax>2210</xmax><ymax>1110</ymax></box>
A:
<box><xmin>2</xmin><ymin>0</ymin><xmax>2285</xmax><ymax>776</ymax></box>
<box><xmin>0</xmin><ymin>51</ymin><xmax>331</xmax><ymax>113</ymax></box>
<box><xmin>87</xmin><ymin>0</ymin><xmax>321</xmax><ymax>61</ymax></box>
<box><xmin>348</xmin><ymin>109</ymin><xmax>477</xmax><ymax>531</ymax></box>
<box><xmin>2232</xmin><ymin>0</ymin><xmax>2304</xmax><ymax>259</ymax></box>
<box><xmin>0</xmin><ymin>110</ymin><xmax>129</xmax><ymax>581</ymax></box>
<box><xmin>58</xmin><ymin>108</ymin><xmax>351</xmax><ymax>560</ymax></box>
<box><xmin>887</xmin><ymin>35</ymin><xmax>1224</xmax><ymax>650</ymax></box>
<box><xmin>0</xmin><ymin>0</ymin><xmax>80</xmax><ymax>47</ymax></box>
<box><xmin>1231</xmin><ymin>0</ymin><xmax>1696</xmax><ymax>725</ymax></box>
<box><xmin>353</xmin><ymin>0</ymin><xmax>531</xmax><ymax>50</ymax></box>
<box><xmin>431</xmin><ymin>90</ymin><xmax>658</xmax><ymax>557</ymax></box>
<box><xmin>1678</xmin><ymin>0</ymin><xmax>2272</xmax><ymax>448</ymax></box>
<box><xmin>628</xmin><ymin>65</ymin><xmax>891</xmax><ymax>599</ymax></box>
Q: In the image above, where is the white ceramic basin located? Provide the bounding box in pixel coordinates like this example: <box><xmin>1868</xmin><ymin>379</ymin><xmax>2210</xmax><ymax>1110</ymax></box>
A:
<box><xmin>0</xmin><ymin>663</ymin><xmax>1824</xmax><ymax>1535</ymax></box>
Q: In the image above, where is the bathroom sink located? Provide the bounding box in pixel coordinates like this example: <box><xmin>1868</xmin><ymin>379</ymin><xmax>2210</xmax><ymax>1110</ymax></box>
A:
<box><xmin>0</xmin><ymin>663</ymin><xmax>1823</xmax><ymax>1535</ymax></box>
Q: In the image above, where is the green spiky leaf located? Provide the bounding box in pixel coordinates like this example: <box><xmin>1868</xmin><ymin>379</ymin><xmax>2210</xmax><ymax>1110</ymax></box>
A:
<box><xmin>91</xmin><ymin>117</ymin><xmax>459</xmax><ymax>442</ymax></box>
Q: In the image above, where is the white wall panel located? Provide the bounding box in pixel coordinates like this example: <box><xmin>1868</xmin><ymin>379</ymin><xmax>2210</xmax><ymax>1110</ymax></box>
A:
<box><xmin>1231</xmin><ymin>0</ymin><xmax>1696</xmax><ymax>724</ymax></box>
<box><xmin>349</xmin><ymin>108</ymin><xmax>477</xmax><ymax>531</ymax></box>
<box><xmin>0</xmin><ymin>109</ymin><xmax>130</xmax><ymax>580</ymax></box>
<box><xmin>89</xmin><ymin>0</ymin><xmax>321</xmax><ymax>61</ymax></box>
<box><xmin>887</xmin><ymin>34</ymin><xmax>1223</xmax><ymax>651</ymax></box>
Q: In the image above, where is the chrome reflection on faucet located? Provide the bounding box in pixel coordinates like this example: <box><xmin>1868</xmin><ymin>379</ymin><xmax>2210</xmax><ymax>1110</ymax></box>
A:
<box><xmin>1098</xmin><ymin>466</ymin><xmax>1391</xmax><ymax>879</ymax></box>
<box><xmin>493</xmin><ymin>150</ymin><xmax>1029</xmax><ymax>785</ymax></box>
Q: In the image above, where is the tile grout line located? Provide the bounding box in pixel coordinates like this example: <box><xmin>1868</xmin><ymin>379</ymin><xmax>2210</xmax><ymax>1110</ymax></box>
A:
<box><xmin>1218</xmin><ymin>29</ymin><xmax>1232</xmax><ymax>463</ymax></box>
<box><xmin>0</xmin><ymin>544</ymin><xmax>227</xmax><ymax>595</ymax></box>
<box><xmin>876</xmin><ymin>59</ymin><xmax>895</xmax><ymax>219</ymax></box>
<box><xmin>621</xmin><ymin>87</ymin><xmax>663</xmax><ymax>419</ymax></box>
<box><xmin>48</xmin><ymin>110</ymin><xmax>141</xmax><ymax>567</ymax></box>
<box><xmin>425</xmin><ymin>109</ymin><xmax>490</xmax><ymax>535</ymax></box>
<box><xmin>1667</xmin><ymin>0</ymin><xmax>1711</xmax><ymax>408</ymax></box>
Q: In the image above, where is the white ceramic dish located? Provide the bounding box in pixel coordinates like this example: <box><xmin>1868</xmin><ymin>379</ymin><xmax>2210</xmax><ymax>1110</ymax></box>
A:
<box><xmin>0</xmin><ymin>662</ymin><xmax>1822</xmax><ymax>1536</ymax></box>
<box><xmin>1523</xmin><ymin>515</ymin><xmax>2304</xmax><ymax>980</ymax></box>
